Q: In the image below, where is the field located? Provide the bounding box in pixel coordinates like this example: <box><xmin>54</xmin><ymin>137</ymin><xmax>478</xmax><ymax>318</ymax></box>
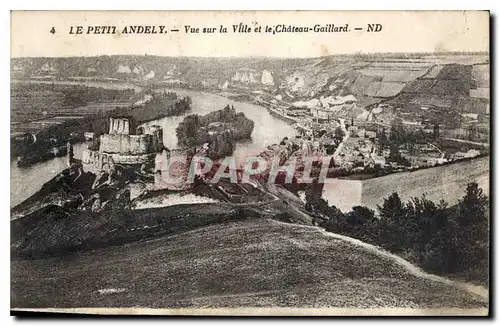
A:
<box><xmin>11</xmin><ymin>81</ymin><xmax>138</xmax><ymax>125</ymax></box>
<box><xmin>361</xmin><ymin>156</ymin><xmax>490</xmax><ymax>210</ymax></box>
<box><xmin>322</xmin><ymin>156</ymin><xmax>490</xmax><ymax>212</ymax></box>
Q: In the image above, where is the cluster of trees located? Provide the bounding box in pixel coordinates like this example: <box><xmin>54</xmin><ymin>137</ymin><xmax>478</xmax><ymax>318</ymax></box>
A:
<box><xmin>386</xmin><ymin>118</ymin><xmax>439</xmax><ymax>145</ymax></box>
<box><xmin>176</xmin><ymin>105</ymin><xmax>254</xmax><ymax>146</ymax></box>
<box><xmin>176</xmin><ymin>105</ymin><xmax>255</xmax><ymax>159</ymax></box>
<box><xmin>334</xmin><ymin>126</ymin><xmax>345</xmax><ymax>144</ymax></box>
<box><xmin>305</xmin><ymin>182</ymin><xmax>489</xmax><ymax>281</ymax></box>
<box><xmin>376</xmin><ymin>119</ymin><xmax>442</xmax><ymax>167</ymax></box>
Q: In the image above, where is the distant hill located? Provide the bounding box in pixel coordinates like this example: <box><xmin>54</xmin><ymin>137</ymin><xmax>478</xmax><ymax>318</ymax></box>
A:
<box><xmin>11</xmin><ymin>53</ymin><xmax>489</xmax><ymax>116</ymax></box>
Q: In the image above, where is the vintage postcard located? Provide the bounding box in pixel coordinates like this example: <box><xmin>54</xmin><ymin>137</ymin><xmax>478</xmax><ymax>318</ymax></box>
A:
<box><xmin>10</xmin><ymin>10</ymin><xmax>490</xmax><ymax>316</ymax></box>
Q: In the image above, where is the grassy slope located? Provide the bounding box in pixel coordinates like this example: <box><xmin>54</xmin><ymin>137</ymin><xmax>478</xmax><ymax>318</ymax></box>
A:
<box><xmin>361</xmin><ymin>155</ymin><xmax>490</xmax><ymax>211</ymax></box>
<box><xmin>11</xmin><ymin>218</ymin><xmax>487</xmax><ymax>310</ymax></box>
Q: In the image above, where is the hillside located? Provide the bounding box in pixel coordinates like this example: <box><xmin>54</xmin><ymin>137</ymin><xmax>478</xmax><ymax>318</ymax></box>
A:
<box><xmin>11</xmin><ymin>218</ymin><xmax>487</xmax><ymax>311</ymax></box>
<box><xmin>11</xmin><ymin>53</ymin><xmax>490</xmax><ymax>129</ymax></box>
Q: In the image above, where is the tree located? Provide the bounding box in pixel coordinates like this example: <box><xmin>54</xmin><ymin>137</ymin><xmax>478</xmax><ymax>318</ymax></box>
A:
<box><xmin>324</xmin><ymin>205</ymin><xmax>345</xmax><ymax>233</ymax></box>
<box><xmin>343</xmin><ymin>206</ymin><xmax>378</xmax><ymax>241</ymax></box>
<box><xmin>378</xmin><ymin>192</ymin><xmax>405</xmax><ymax>221</ymax></box>
<box><xmin>388</xmin><ymin>144</ymin><xmax>399</xmax><ymax>162</ymax></box>
<box><xmin>377</xmin><ymin>127</ymin><xmax>389</xmax><ymax>154</ymax></box>
<box><xmin>422</xmin><ymin>208</ymin><xmax>460</xmax><ymax>273</ymax></box>
<box><xmin>389</xmin><ymin>118</ymin><xmax>404</xmax><ymax>144</ymax></box>
<box><xmin>176</xmin><ymin>114</ymin><xmax>201</xmax><ymax>146</ymax></box>
<box><xmin>388</xmin><ymin>144</ymin><xmax>411</xmax><ymax>167</ymax></box>
<box><xmin>455</xmin><ymin>182</ymin><xmax>489</xmax><ymax>269</ymax></box>
<box><xmin>377</xmin><ymin>192</ymin><xmax>409</xmax><ymax>251</ymax></box>
<box><xmin>314</xmin><ymin>182</ymin><xmax>488</xmax><ymax>281</ymax></box>
<box><xmin>405</xmin><ymin>196</ymin><xmax>448</xmax><ymax>264</ymax></box>
<box><xmin>458</xmin><ymin>182</ymin><xmax>488</xmax><ymax>230</ymax></box>
<box><xmin>334</xmin><ymin>126</ymin><xmax>345</xmax><ymax>144</ymax></box>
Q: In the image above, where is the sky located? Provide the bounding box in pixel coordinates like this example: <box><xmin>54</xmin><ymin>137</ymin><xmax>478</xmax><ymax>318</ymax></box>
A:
<box><xmin>11</xmin><ymin>10</ymin><xmax>489</xmax><ymax>58</ymax></box>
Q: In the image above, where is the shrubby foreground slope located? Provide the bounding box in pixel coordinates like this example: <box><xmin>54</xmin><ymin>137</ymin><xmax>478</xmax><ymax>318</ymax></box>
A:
<box><xmin>11</xmin><ymin>218</ymin><xmax>487</xmax><ymax>310</ymax></box>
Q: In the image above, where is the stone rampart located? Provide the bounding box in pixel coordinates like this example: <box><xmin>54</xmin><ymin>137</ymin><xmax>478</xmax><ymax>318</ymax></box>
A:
<box><xmin>99</xmin><ymin>134</ymin><xmax>155</xmax><ymax>155</ymax></box>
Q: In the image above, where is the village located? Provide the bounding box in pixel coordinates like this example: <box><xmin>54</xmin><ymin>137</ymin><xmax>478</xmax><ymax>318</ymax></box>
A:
<box><xmin>9</xmin><ymin>10</ymin><xmax>492</xmax><ymax>314</ymax></box>
<box><xmin>253</xmin><ymin>92</ymin><xmax>487</xmax><ymax>177</ymax></box>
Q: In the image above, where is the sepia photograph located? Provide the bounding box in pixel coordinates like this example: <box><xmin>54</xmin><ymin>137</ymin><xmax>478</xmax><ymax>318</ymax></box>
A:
<box><xmin>9</xmin><ymin>10</ymin><xmax>490</xmax><ymax>316</ymax></box>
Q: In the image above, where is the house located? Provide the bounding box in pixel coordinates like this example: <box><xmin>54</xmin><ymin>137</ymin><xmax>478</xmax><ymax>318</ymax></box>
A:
<box><xmin>365</xmin><ymin>131</ymin><xmax>377</xmax><ymax>139</ymax></box>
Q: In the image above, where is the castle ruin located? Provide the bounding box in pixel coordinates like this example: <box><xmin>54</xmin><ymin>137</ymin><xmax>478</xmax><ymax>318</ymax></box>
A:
<box><xmin>82</xmin><ymin>117</ymin><xmax>164</xmax><ymax>173</ymax></box>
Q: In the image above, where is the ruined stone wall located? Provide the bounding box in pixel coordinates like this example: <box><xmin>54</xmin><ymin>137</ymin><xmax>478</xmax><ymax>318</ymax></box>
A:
<box><xmin>82</xmin><ymin>149</ymin><xmax>156</xmax><ymax>171</ymax></box>
<box><xmin>81</xmin><ymin>149</ymin><xmax>116</xmax><ymax>173</ymax></box>
<box><xmin>99</xmin><ymin>134</ymin><xmax>155</xmax><ymax>155</ymax></box>
<box><xmin>109</xmin><ymin>117</ymin><xmax>131</xmax><ymax>135</ymax></box>
<box><xmin>152</xmin><ymin>150</ymin><xmax>191</xmax><ymax>190</ymax></box>
<box><xmin>107</xmin><ymin>153</ymin><xmax>156</xmax><ymax>165</ymax></box>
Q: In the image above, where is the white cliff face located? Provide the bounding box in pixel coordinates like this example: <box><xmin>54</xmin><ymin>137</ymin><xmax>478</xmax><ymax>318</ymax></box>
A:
<box><xmin>231</xmin><ymin>69</ymin><xmax>259</xmax><ymax>84</ymax></box>
<box><xmin>143</xmin><ymin>70</ymin><xmax>155</xmax><ymax>81</ymax></box>
<box><xmin>40</xmin><ymin>62</ymin><xmax>58</xmax><ymax>72</ymax></box>
<box><xmin>293</xmin><ymin>98</ymin><xmax>320</xmax><ymax>109</ymax></box>
<box><xmin>286</xmin><ymin>72</ymin><xmax>306</xmax><ymax>92</ymax></box>
<box><xmin>116</xmin><ymin>65</ymin><xmax>132</xmax><ymax>74</ymax></box>
<box><xmin>12</xmin><ymin>64</ymin><xmax>24</xmax><ymax>72</ymax></box>
<box><xmin>132</xmin><ymin>65</ymin><xmax>145</xmax><ymax>75</ymax></box>
<box><xmin>261</xmin><ymin>70</ymin><xmax>275</xmax><ymax>85</ymax></box>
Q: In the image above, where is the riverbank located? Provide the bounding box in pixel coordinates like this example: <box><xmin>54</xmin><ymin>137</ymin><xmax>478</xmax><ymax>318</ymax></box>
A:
<box><xmin>139</xmin><ymin>88</ymin><xmax>297</xmax><ymax>157</ymax></box>
<box><xmin>11</xmin><ymin>86</ymin><xmax>297</xmax><ymax>208</ymax></box>
<box><xmin>11</xmin><ymin>80</ymin><xmax>191</xmax><ymax>167</ymax></box>
<box><xmin>216</xmin><ymin>90</ymin><xmax>301</xmax><ymax>125</ymax></box>
<box><xmin>265</xmin><ymin>105</ymin><xmax>300</xmax><ymax>124</ymax></box>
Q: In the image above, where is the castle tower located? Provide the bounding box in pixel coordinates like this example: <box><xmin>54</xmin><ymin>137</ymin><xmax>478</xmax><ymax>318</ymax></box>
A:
<box><xmin>109</xmin><ymin>117</ymin><xmax>132</xmax><ymax>135</ymax></box>
<box><xmin>66</xmin><ymin>141</ymin><xmax>74</xmax><ymax>167</ymax></box>
<box><xmin>148</xmin><ymin>125</ymin><xmax>164</xmax><ymax>152</ymax></box>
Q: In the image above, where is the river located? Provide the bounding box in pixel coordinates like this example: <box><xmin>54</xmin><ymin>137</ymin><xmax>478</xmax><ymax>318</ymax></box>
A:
<box><xmin>10</xmin><ymin>86</ymin><xmax>296</xmax><ymax>208</ymax></box>
<box><xmin>143</xmin><ymin>89</ymin><xmax>297</xmax><ymax>161</ymax></box>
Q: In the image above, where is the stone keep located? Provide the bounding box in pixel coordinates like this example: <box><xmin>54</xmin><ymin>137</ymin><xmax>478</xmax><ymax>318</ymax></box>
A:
<box><xmin>109</xmin><ymin>117</ymin><xmax>131</xmax><ymax>135</ymax></box>
<box><xmin>83</xmin><ymin>117</ymin><xmax>164</xmax><ymax>168</ymax></box>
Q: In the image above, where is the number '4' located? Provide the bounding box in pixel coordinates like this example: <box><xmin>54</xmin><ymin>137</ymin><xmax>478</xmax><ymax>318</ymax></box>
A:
<box><xmin>50</xmin><ymin>27</ymin><xmax>56</xmax><ymax>34</ymax></box>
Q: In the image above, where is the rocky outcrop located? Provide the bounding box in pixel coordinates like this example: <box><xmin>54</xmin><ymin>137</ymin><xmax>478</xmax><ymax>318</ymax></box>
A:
<box><xmin>231</xmin><ymin>69</ymin><xmax>259</xmax><ymax>84</ymax></box>
<box><xmin>132</xmin><ymin>65</ymin><xmax>145</xmax><ymax>75</ymax></box>
<box><xmin>261</xmin><ymin>70</ymin><xmax>275</xmax><ymax>85</ymax></box>
<box><xmin>143</xmin><ymin>70</ymin><xmax>155</xmax><ymax>81</ymax></box>
<box><xmin>285</xmin><ymin>72</ymin><xmax>306</xmax><ymax>92</ymax></box>
<box><xmin>116</xmin><ymin>65</ymin><xmax>132</xmax><ymax>74</ymax></box>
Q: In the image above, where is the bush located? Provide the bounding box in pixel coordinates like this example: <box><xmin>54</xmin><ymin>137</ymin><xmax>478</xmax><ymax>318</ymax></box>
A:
<box><xmin>316</xmin><ymin>182</ymin><xmax>489</xmax><ymax>280</ymax></box>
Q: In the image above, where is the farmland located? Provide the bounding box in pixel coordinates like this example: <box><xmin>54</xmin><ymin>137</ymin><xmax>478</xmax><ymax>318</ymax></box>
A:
<box><xmin>323</xmin><ymin>156</ymin><xmax>489</xmax><ymax>212</ymax></box>
<box><xmin>11</xmin><ymin>81</ymin><xmax>138</xmax><ymax>124</ymax></box>
<box><xmin>10</xmin><ymin>81</ymin><xmax>141</xmax><ymax>159</ymax></box>
<box><xmin>361</xmin><ymin>156</ymin><xmax>489</xmax><ymax>210</ymax></box>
